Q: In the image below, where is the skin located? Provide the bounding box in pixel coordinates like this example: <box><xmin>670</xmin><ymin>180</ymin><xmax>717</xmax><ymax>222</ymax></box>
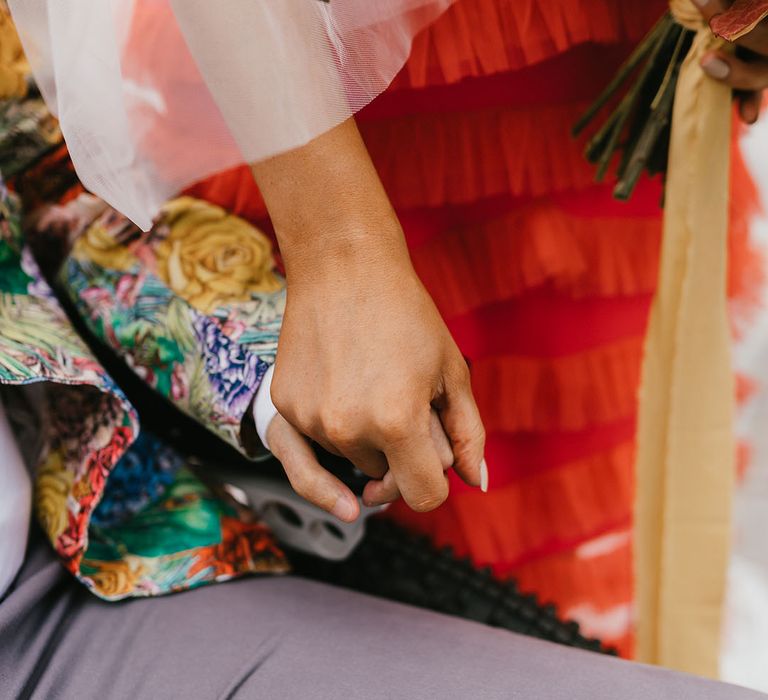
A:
<box><xmin>696</xmin><ymin>0</ymin><xmax>768</xmax><ymax>123</ymax></box>
<box><xmin>252</xmin><ymin>119</ymin><xmax>486</xmax><ymax>523</ymax></box>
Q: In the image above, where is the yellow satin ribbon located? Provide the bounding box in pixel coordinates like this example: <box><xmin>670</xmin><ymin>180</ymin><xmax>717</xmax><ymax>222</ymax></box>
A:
<box><xmin>635</xmin><ymin>0</ymin><xmax>734</xmax><ymax>678</ymax></box>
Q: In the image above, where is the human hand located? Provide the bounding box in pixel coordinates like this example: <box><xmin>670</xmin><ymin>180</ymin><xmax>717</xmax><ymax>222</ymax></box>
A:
<box><xmin>696</xmin><ymin>0</ymin><xmax>768</xmax><ymax>123</ymax></box>
<box><xmin>272</xmin><ymin>236</ymin><xmax>485</xmax><ymax>513</ymax></box>
<box><xmin>265</xmin><ymin>409</ymin><xmax>456</xmax><ymax>522</ymax></box>
<box><xmin>252</xmin><ymin>119</ymin><xmax>486</xmax><ymax>516</ymax></box>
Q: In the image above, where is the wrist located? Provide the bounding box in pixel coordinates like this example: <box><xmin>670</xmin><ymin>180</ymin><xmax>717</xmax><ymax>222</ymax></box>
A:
<box><xmin>279</xmin><ymin>215</ymin><xmax>411</xmax><ymax>279</ymax></box>
<box><xmin>250</xmin><ymin>118</ymin><xmax>413</xmax><ymax>281</ymax></box>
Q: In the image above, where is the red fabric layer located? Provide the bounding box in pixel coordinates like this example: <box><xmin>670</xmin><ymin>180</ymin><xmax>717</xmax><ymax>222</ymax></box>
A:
<box><xmin>388</xmin><ymin>440</ymin><xmax>635</xmax><ymax>571</ymax></box>
<box><xmin>360</xmin><ymin>44</ymin><xmax>639</xmax><ymax>120</ymax></box>
<box><xmin>395</xmin><ymin>0</ymin><xmax>668</xmax><ymax>88</ymax></box>
<box><xmin>447</xmin><ymin>294</ymin><xmax>653</xmax><ymax>360</ymax></box>
<box><xmin>483</xmin><ymin>419</ymin><xmax>637</xmax><ymax>487</ymax></box>
<box><xmin>472</xmin><ymin>337</ymin><xmax>644</xmax><ymax>434</ymax></box>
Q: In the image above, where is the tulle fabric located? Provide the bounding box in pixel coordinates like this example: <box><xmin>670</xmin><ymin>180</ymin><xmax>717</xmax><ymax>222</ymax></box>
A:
<box><xmin>8</xmin><ymin>0</ymin><xmax>454</xmax><ymax>229</ymax></box>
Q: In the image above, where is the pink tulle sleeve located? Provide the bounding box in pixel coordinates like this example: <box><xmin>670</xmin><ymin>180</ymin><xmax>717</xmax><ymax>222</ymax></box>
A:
<box><xmin>8</xmin><ymin>0</ymin><xmax>453</xmax><ymax>229</ymax></box>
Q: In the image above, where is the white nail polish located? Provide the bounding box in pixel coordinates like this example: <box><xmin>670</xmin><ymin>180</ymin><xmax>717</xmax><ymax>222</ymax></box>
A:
<box><xmin>480</xmin><ymin>458</ymin><xmax>489</xmax><ymax>493</ymax></box>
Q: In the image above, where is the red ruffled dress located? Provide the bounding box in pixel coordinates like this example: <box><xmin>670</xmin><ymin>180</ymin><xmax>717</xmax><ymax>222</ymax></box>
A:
<box><xmin>189</xmin><ymin>0</ymin><xmax>761</xmax><ymax>657</ymax></box>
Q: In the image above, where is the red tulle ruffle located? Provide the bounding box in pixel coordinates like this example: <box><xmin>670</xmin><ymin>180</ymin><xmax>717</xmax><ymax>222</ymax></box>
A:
<box><xmin>394</xmin><ymin>0</ymin><xmax>668</xmax><ymax>89</ymax></box>
<box><xmin>388</xmin><ymin>440</ymin><xmax>634</xmax><ymax>571</ymax></box>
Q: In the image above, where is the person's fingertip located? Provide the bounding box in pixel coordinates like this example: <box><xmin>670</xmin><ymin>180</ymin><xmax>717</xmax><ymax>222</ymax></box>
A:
<box><xmin>480</xmin><ymin>458</ymin><xmax>489</xmax><ymax>493</ymax></box>
<box><xmin>701</xmin><ymin>54</ymin><xmax>730</xmax><ymax>81</ymax></box>
<box><xmin>362</xmin><ymin>483</ymin><xmax>398</xmax><ymax>508</ymax></box>
<box><xmin>361</xmin><ymin>481</ymin><xmax>384</xmax><ymax>508</ymax></box>
<box><xmin>362</xmin><ymin>494</ymin><xmax>389</xmax><ymax>508</ymax></box>
<box><xmin>331</xmin><ymin>493</ymin><xmax>359</xmax><ymax>522</ymax></box>
<box><xmin>740</xmin><ymin>97</ymin><xmax>760</xmax><ymax>125</ymax></box>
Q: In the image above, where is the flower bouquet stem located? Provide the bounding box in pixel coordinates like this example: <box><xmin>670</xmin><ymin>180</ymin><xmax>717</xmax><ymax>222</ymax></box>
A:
<box><xmin>575</xmin><ymin>1</ymin><xmax>768</xmax><ymax>202</ymax></box>
<box><xmin>573</xmin><ymin>12</ymin><xmax>694</xmax><ymax>201</ymax></box>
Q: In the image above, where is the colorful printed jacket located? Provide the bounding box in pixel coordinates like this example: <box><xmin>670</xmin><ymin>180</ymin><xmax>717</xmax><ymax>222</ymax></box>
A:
<box><xmin>0</xmin><ymin>180</ymin><xmax>291</xmax><ymax>600</ymax></box>
<box><xmin>0</xmin><ymin>10</ymin><xmax>295</xmax><ymax>599</ymax></box>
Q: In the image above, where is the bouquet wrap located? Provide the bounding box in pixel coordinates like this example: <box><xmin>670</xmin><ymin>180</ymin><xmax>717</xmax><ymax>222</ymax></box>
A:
<box><xmin>635</xmin><ymin>0</ymin><xmax>742</xmax><ymax>678</ymax></box>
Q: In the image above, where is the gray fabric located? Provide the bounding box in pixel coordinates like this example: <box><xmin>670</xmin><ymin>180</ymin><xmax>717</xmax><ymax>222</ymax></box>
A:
<box><xmin>0</xmin><ymin>532</ymin><xmax>764</xmax><ymax>700</ymax></box>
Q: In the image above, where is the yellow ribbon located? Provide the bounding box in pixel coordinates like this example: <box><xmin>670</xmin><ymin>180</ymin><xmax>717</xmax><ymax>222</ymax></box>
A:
<box><xmin>635</xmin><ymin>0</ymin><xmax>734</xmax><ymax>677</ymax></box>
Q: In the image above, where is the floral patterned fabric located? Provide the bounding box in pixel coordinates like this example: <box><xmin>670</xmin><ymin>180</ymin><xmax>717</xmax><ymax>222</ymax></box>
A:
<box><xmin>0</xmin><ymin>179</ymin><xmax>290</xmax><ymax>601</ymax></box>
<box><xmin>0</xmin><ymin>97</ymin><xmax>61</xmax><ymax>179</ymax></box>
<box><xmin>64</xmin><ymin>197</ymin><xmax>286</xmax><ymax>453</ymax></box>
<box><xmin>0</xmin><ymin>11</ymin><xmax>302</xmax><ymax>602</ymax></box>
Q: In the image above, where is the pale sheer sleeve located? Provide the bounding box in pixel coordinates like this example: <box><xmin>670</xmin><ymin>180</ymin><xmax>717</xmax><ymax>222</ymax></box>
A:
<box><xmin>8</xmin><ymin>0</ymin><xmax>453</xmax><ymax>230</ymax></box>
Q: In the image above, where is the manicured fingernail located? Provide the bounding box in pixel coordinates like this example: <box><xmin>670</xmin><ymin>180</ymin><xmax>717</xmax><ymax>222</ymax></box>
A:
<box><xmin>332</xmin><ymin>495</ymin><xmax>358</xmax><ymax>522</ymax></box>
<box><xmin>692</xmin><ymin>0</ymin><xmax>711</xmax><ymax>8</ymax></box>
<box><xmin>480</xmin><ymin>458</ymin><xmax>489</xmax><ymax>493</ymax></box>
<box><xmin>702</xmin><ymin>56</ymin><xmax>730</xmax><ymax>80</ymax></box>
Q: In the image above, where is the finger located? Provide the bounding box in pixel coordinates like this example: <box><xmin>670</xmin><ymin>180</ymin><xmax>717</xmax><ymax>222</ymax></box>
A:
<box><xmin>701</xmin><ymin>50</ymin><xmax>768</xmax><ymax>91</ymax></box>
<box><xmin>736</xmin><ymin>23</ymin><xmax>768</xmax><ymax>57</ymax></box>
<box><xmin>299</xmin><ymin>431</ymin><xmax>345</xmax><ymax>460</ymax></box>
<box><xmin>312</xmin><ymin>407</ymin><xmax>389</xmax><ymax>478</ymax></box>
<box><xmin>738</xmin><ymin>89</ymin><xmax>763</xmax><ymax>124</ymax></box>
<box><xmin>434</xmin><ymin>361</ymin><xmax>486</xmax><ymax>489</ymax></box>
<box><xmin>383</xmin><ymin>412</ymin><xmax>449</xmax><ymax>513</ymax></box>
<box><xmin>339</xmin><ymin>446</ymin><xmax>389</xmax><ymax>479</ymax></box>
<box><xmin>363</xmin><ymin>412</ymin><xmax>454</xmax><ymax>507</ymax></box>
<box><xmin>693</xmin><ymin>0</ymin><xmax>731</xmax><ymax>25</ymax></box>
<box><xmin>362</xmin><ymin>469</ymin><xmax>399</xmax><ymax>507</ymax></box>
<box><xmin>267</xmin><ymin>415</ymin><xmax>360</xmax><ymax>523</ymax></box>
<box><xmin>430</xmin><ymin>409</ymin><xmax>455</xmax><ymax>470</ymax></box>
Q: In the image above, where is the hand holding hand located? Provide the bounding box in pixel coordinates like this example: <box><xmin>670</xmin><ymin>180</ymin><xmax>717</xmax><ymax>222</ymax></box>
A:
<box><xmin>265</xmin><ymin>409</ymin><xmax>456</xmax><ymax>522</ymax></box>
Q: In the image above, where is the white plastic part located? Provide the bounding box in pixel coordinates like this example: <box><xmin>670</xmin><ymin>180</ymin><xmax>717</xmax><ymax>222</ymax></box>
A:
<box><xmin>218</xmin><ymin>468</ymin><xmax>385</xmax><ymax>560</ymax></box>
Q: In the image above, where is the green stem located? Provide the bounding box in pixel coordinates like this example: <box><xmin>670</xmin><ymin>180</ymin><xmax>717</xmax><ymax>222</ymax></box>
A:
<box><xmin>590</xmin><ymin>21</ymin><xmax>682</xmax><ymax>181</ymax></box>
<box><xmin>613</xmin><ymin>30</ymin><xmax>690</xmax><ymax>200</ymax></box>
<box><xmin>572</xmin><ymin>13</ymin><xmax>673</xmax><ymax>137</ymax></box>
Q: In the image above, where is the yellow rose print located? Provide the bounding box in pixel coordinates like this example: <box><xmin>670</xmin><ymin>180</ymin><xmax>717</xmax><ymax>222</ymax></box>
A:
<box><xmin>35</xmin><ymin>452</ymin><xmax>74</xmax><ymax>541</ymax></box>
<box><xmin>86</xmin><ymin>559</ymin><xmax>146</xmax><ymax>598</ymax></box>
<box><xmin>73</xmin><ymin>222</ymin><xmax>139</xmax><ymax>272</ymax></box>
<box><xmin>155</xmin><ymin>198</ymin><xmax>283</xmax><ymax>314</ymax></box>
<box><xmin>0</xmin><ymin>6</ymin><xmax>29</xmax><ymax>100</ymax></box>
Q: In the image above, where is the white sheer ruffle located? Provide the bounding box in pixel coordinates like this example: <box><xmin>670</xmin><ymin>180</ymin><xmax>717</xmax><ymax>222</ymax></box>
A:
<box><xmin>9</xmin><ymin>0</ymin><xmax>453</xmax><ymax>229</ymax></box>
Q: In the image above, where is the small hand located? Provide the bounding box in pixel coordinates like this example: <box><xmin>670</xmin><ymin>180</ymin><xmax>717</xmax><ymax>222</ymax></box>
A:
<box><xmin>696</xmin><ymin>0</ymin><xmax>768</xmax><ymax>124</ymax></box>
<box><xmin>265</xmin><ymin>410</ymin><xmax>456</xmax><ymax>522</ymax></box>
